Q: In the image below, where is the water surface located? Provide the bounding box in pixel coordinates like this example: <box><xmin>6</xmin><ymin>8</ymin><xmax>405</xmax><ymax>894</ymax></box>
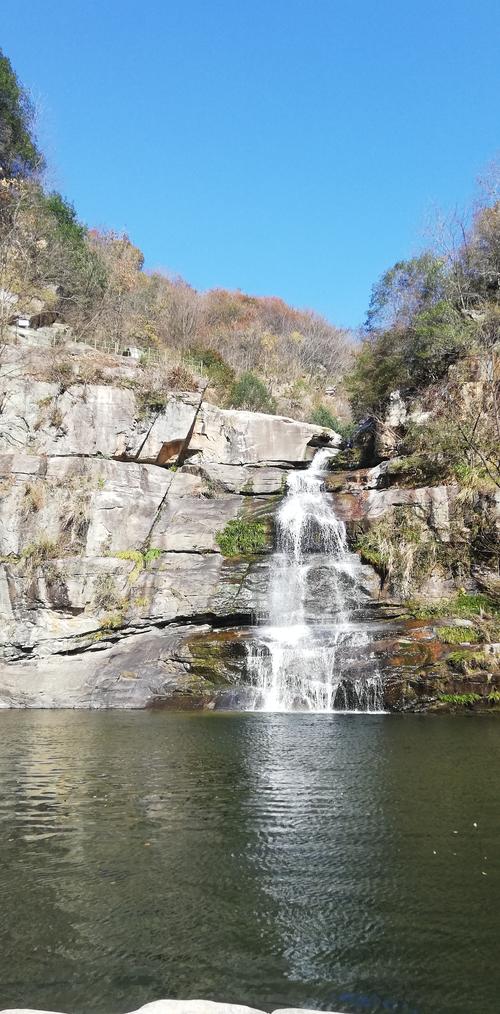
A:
<box><xmin>0</xmin><ymin>712</ymin><xmax>498</xmax><ymax>1014</ymax></box>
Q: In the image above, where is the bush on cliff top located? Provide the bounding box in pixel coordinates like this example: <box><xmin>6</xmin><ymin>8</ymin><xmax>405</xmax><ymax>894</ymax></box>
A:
<box><xmin>229</xmin><ymin>372</ymin><xmax>276</xmax><ymax>414</ymax></box>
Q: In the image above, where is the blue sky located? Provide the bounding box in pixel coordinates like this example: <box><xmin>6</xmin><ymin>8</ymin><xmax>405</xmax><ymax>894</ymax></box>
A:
<box><xmin>2</xmin><ymin>0</ymin><xmax>499</xmax><ymax>327</ymax></box>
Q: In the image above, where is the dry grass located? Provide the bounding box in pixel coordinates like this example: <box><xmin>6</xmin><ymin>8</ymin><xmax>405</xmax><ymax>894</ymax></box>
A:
<box><xmin>167</xmin><ymin>364</ymin><xmax>197</xmax><ymax>390</ymax></box>
<box><xmin>22</xmin><ymin>480</ymin><xmax>45</xmax><ymax>514</ymax></box>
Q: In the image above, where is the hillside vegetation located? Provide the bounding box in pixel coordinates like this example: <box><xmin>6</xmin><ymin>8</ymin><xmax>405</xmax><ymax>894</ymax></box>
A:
<box><xmin>341</xmin><ymin>171</ymin><xmax>499</xmax><ymax>605</ymax></box>
<box><xmin>346</xmin><ymin>188</ymin><xmax>499</xmax><ymax>488</ymax></box>
<box><xmin>0</xmin><ymin>50</ymin><xmax>350</xmax><ymax>422</ymax></box>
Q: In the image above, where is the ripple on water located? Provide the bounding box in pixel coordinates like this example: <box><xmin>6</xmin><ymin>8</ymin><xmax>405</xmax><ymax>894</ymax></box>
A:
<box><xmin>0</xmin><ymin>711</ymin><xmax>499</xmax><ymax>1014</ymax></box>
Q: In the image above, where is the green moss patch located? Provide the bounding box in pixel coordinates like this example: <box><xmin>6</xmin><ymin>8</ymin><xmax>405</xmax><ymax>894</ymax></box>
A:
<box><xmin>409</xmin><ymin>591</ymin><xmax>499</xmax><ymax>620</ymax></box>
<box><xmin>447</xmin><ymin>649</ymin><xmax>486</xmax><ymax>665</ymax></box>
<box><xmin>216</xmin><ymin>518</ymin><xmax>268</xmax><ymax>557</ymax></box>
<box><xmin>437</xmin><ymin>625</ymin><xmax>482</xmax><ymax>645</ymax></box>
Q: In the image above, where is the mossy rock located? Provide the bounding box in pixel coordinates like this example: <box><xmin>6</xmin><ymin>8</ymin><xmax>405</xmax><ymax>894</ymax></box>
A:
<box><xmin>323</xmin><ymin>472</ymin><xmax>349</xmax><ymax>493</ymax></box>
<box><xmin>328</xmin><ymin>447</ymin><xmax>364</xmax><ymax>471</ymax></box>
<box><xmin>447</xmin><ymin>648</ymin><xmax>486</xmax><ymax>667</ymax></box>
<box><xmin>384</xmin><ymin>453</ymin><xmax>447</xmax><ymax>488</ymax></box>
<box><xmin>388</xmin><ymin>640</ymin><xmax>439</xmax><ymax>668</ymax></box>
<box><xmin>183</xmin><ymin>629</ymin><xmax>248</xmax><ymax>684</ymax></box>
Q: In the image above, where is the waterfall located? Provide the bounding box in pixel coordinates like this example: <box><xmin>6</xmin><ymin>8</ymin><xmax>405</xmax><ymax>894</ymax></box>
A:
<box><xmin>246</xmin><ymin>447</ymin><xmax>384</xmax><ymax>712</ymax></box>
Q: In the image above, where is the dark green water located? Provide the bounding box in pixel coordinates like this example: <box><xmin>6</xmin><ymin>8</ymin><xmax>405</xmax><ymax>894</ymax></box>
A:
<box><xmin>0</xmin><ymin>712</ymin><xmax>498</xmax><ymax>1014</ymax></box>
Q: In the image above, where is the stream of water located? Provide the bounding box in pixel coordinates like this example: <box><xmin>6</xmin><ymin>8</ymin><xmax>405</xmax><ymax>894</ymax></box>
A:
<box><xmin>247</xmin><ymin>449</ymin><xmax>383</xmax><ymax>712</ymax></box>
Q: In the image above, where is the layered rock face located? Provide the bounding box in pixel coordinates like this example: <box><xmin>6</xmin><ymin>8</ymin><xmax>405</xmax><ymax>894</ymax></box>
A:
<box><xmin>0</xmin><ymin>337</ymin><xmax>339</xmax><ymax>708</ymax></box>
<box><xmin>1</xmin><ymin>336</ymin><xmax>498</xmax><ymax>712</ymax></box>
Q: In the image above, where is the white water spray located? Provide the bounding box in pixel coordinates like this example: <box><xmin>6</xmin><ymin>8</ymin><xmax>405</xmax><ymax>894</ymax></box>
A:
<box><xmin>247</xmin><ymin>447</ymin><xmax>383</xmax><ymax>712</ymax></box>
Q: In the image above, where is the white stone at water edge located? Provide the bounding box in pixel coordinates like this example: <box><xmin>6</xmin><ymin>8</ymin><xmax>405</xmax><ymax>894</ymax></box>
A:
<box><xmin>1</xmin><ymin>1000</ymin><xmax>343</xmax><ymax>1014</ymax></box>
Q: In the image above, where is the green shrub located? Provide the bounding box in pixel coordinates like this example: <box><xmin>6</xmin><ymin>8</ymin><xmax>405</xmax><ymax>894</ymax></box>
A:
<box><xmin>143</xmin><ymin>547</ymin><xmax>162</xmax><ymax>565</ymax></box>
<box><xmin>36</xmin><ymin>192</ymin><xmax>107</xmax><ymax>324</ymax></box>
<box><xmin>43</xmin><ymin>192</ymin><xmax>86</xmax><ymax>246</ymax></box>
<box><xmin>346</xmin><ymin>249</ymin><xmax>476</xmax><ymax>419</ymax></box>
<box><xmin>216</xmin><ymin>518</ymin><xmax>267</xmax><ymax>557</ymax></box>
<box><xmin>229</xmin><ymin>372</ymin><xmax>275</xmax><ymax>413</ymax></box>
<box><xmin>438</xmin><ymin>693</ymin><xmax>481</xmax><ymax>706</ymax></box>
<box><xmin>310</xmin><ymin>404</ymin><xmax>354</xmax><ymax>438</ymax></box>
<box><xmin>345</xmin><ymin>331</ymin><xmax>405</xmax><ymax>418</ymax></box>
<box><xmin>0</xmin><ymin>49</ymin><xmax>44</xmax><ymax>177</ymax></box>
<box><xmin>310</xmin><ymin>404</ymin><xmax>338</xmax><ymax>429</ymax></box>
<box><xmin>346</xmin><ymin>312</ymin><xmax>471</xmax><ymax>419</ymax></box>
<box><xmin>186</xmin><ymin>347</ymin><xmax>235</xmax><ymax>387</ymax></box>
<box><xmin>114</xmin><ymin>547</ymin><xmax>163</xmax><ymax>582</ymax></box>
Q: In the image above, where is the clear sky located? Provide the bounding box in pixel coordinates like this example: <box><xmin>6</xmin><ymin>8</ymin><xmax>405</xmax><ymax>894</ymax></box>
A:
<box><xmin>2</xmin><ymin>0</ymin><xmax>499</xmax><ymax>327</ymax></box>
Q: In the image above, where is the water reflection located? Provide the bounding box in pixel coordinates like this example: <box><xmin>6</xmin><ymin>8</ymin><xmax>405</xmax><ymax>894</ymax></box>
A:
<box><xmin>0</xmin><ymin>712</ymin><xmax>499</xmax><ymax>1014</ymax></box>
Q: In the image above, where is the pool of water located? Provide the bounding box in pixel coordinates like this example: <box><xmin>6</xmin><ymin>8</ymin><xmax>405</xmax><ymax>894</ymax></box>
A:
<box><xmin>0</xmin><ymin>712</ymin><xmax>498</xmax><ymax>1014</ymax></box>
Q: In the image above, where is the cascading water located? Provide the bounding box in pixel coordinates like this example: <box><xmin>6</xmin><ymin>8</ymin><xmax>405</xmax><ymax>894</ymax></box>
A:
<box><xmin>246</xmin><ymin>447</ymin><xmax>384</xmax><ymax>712</ymax></box>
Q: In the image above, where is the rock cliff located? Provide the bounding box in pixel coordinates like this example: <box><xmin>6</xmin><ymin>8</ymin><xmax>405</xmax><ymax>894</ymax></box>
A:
<box><xmin>0</xmin><ymin>333</ymin><xmax>498</xmax><ymax>712</ymax></box>
<box><xmin>0</xmin><ymin>333</ymin><xmax>339</xmax><ymax>708</ymax></box>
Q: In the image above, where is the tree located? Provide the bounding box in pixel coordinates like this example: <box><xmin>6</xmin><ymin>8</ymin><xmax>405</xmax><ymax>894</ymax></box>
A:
<box><xmin>465</xmin><ymin>201</ymin><xmax>500</xmax><ymax>308</ymax></box>
<box><xmin>365</xmin><ymin>253</ymin><xmax>448</xmax><ymax>332</ymax></box>
<box><xmin>0</xmin><ymin>49</ymin><xmax>44</xmax><ymax>179</ymax></box>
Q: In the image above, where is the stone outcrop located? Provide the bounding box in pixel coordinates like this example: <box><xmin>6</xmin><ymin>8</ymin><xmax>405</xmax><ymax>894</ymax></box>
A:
<box><xmin>189</xmin><ymin>402</ymin><xmax>340</xmax><ymax>466</ymax></box>
<box><xmin>332</xmin><ymin>477</ymin><xmax>459</xmax><ymax>543</ymax></box>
